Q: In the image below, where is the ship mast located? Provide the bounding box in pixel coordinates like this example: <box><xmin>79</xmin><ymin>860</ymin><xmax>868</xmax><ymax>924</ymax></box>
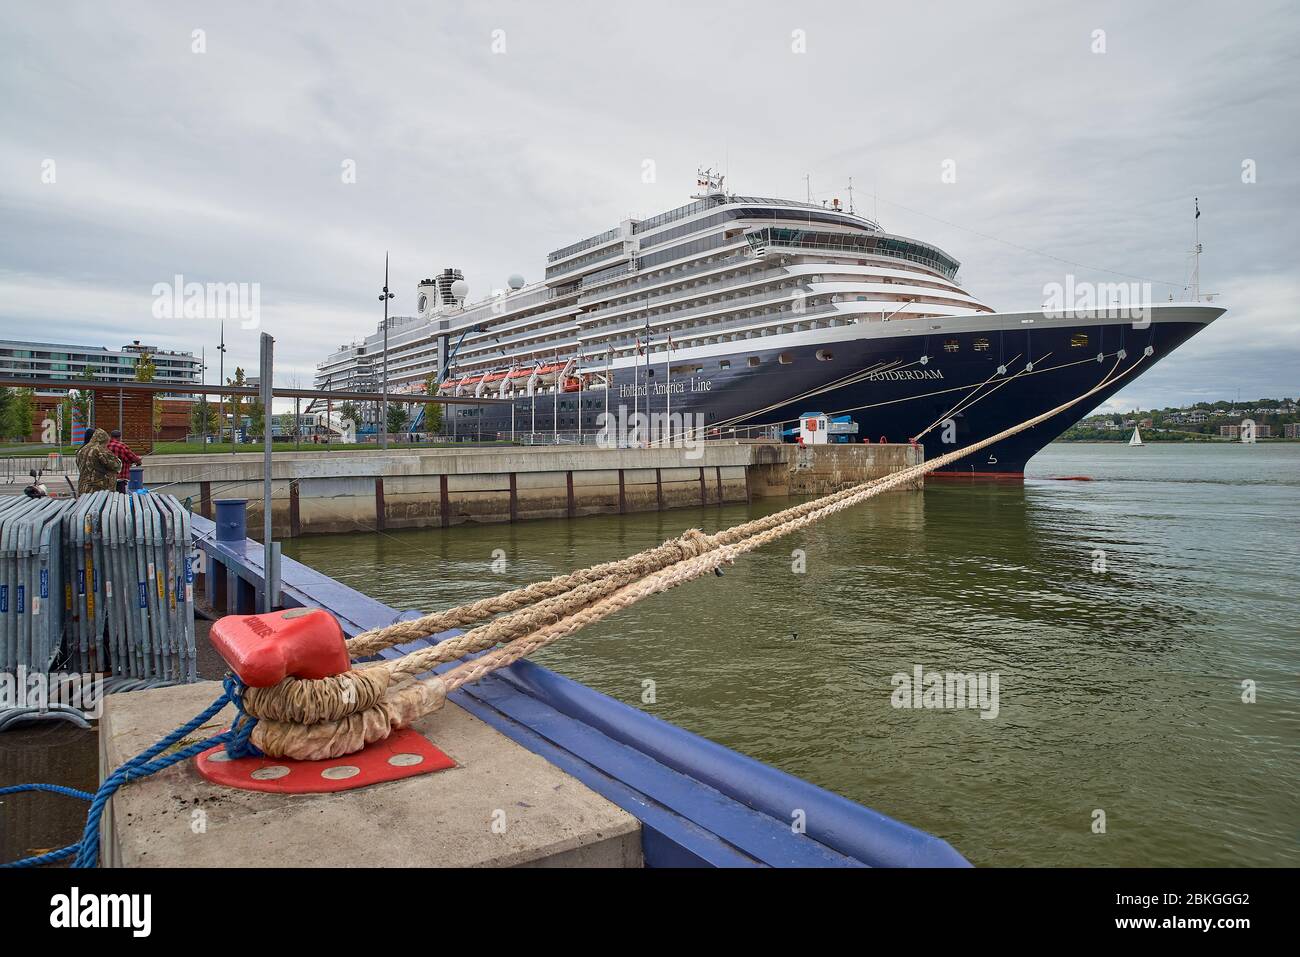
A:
<box><xmin>1192</xmin><ymin>197</ymin><xmax>1202</xmax><ymax>302</ymax></box>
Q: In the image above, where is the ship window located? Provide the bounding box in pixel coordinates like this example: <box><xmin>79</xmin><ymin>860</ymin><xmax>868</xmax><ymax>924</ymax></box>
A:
<box><xmin>973</xmin><ymin>337</ymin><xmax>990</xmax><ymax>351</ymax></box>
<box><xmin>719</xmin><ymin>359</ymin><xmax>731</xmax><ymax>370</ymax></box>
<box><xmin>944</xmin><ymin>339</ymin><xmax>959</xmax><ymax>353</ymax></box>
<box><xmin>747</xmin><ymin>357</ymin><xmax>760</xmax><ymax>368</ymax></box>
<box><xmin>778</xmin><ymin>353</ymin><xmax>794</xmax><ymax>364</ymax></box>
<box><xmin>816</xmin><ymin>350</ymin><xmax>833</xmax><ymax>361</ymax></box>
<box><xmin>671</xmin><ymin>363</ymin><xmax>703</xmax><ymax>375</ymax></box>
<box><xmin>1071</xmin><ymin>332</ymin><xmax>1088</xmax><ymax>347</ymax></box>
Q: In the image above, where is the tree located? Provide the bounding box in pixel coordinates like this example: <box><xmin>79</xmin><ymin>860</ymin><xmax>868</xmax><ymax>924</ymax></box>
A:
<box><xmin>224</xmin><ymin>367</ymin><xmax>247</xmax><ymax>441</ymax></box>
<box><xmin>8</xmin><ymin>389</ymin><xmax>35</xmax><ymax>442</ymax></box>
<box><xmin>0</xmin><ymin>388</ymin><xmax>14</xmax><ymax>441</ymax></box>
<box><xmin>70</xmin><ymin>367</ymin><xmax>95</xmax><ymax>442</ymax></box>
<box><xmin>423</xmin><ymin>373</ymin><xmax>443</xmax><ymax>435</ymax></box>
<box><xmin>133</xmin><ymin>353</ymin><xmax>157</xmax><ymax>382</ymax></box>
<box><xmin>190</xmin><ymin>398</ymin><xmax>218</xmax><ymax>436</ymax></box>
<box><xmin>58</xmin><ymin>395</ymin><xmax>73</xmax><ymax>444</ymax></box>
<box><xmin>387</xmin><ymin>402</ymin><xmax>409</xmax><ymax>435</ymax></box>
<box><xmin>338</xmin><ymin>401</ymin><xmax>358</xmax><ymax>442</ymax></box>
<box><xmin>134</xmin><ymin>352</ymin><xmax>161</xmax><ymax>441</ymax></box>
<box><xmin>247</xmin><ymin>399</ymin><xmax>265</xmax><ymax>440</ymax></box>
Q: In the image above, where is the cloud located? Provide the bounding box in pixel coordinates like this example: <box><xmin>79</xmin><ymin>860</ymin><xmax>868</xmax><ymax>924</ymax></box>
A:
<box><xmin>0</xmin><ymin>0</ymin><xmax>1295</xmax><ymax>411</ymax></box>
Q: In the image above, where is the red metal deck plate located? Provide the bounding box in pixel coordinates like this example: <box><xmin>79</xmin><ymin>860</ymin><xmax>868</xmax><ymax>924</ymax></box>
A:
<box><xmin>195</xmin><ymin>728</ymin><xmax>456</xmax><ymax>794</ymax></box>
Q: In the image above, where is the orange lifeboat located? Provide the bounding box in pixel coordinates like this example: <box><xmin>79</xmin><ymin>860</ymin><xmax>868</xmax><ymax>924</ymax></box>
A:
<box><xmin>535</xmin><ymin>363</ymin><xmax>564</xmax><ymax>386</ymax></box>
<box><xmin>456</xmin><ymin>373</ymin><xmax>484</xmax><ymax>396</ymax></box>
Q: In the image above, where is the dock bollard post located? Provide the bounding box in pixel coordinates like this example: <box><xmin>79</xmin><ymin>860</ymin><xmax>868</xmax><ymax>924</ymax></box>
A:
<box><xmin>214</xmin><ymin>498</ymin><xmax>248</xmax><ymax>545</ymax></box>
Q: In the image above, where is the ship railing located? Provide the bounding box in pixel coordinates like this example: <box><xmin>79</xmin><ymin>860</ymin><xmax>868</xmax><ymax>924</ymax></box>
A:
<box><xmin>580</xmin><ymin>264</ymin><xmax>791</xmax><ymax>324</ymax></box>
<box><xmin>756</xmin><ymin>239</ymin><xmax>957</xmax><ymax>280</ymax></box>
<box><xmin>584</xmin><ymin>303</ymin><xmax>847</xmax><ymax>356</ymax></box>
<box><xmin>578</xmin><ymin>249</ymin><xmax>755</xmax><ymax>297</ymax></box>
<box><xmin>581</xmin><ymin>283</ymin><xmax>804</xmax><ymax>340</ymax></box>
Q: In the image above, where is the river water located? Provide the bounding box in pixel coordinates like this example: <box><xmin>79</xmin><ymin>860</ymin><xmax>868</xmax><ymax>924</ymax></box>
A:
<box><xmin>281</xmin><ymin>443</ymin><xmax>1300</xmax><ymax>866</ymax></box>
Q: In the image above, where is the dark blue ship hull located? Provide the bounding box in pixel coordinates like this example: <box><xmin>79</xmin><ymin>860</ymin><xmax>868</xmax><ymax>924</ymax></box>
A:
<box><xmin>454</xmin><ymin>315</ymin><xmax>1213</xmax><ymax>475</ymax></box>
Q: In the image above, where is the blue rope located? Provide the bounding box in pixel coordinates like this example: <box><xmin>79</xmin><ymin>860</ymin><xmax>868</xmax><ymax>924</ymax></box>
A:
<box><xmin>222</xmin><ymin>674</ymin><xmax>263</xmax><ymax>759</ymax></box>
<box><xmin>0</xmin><ymin>783</ymin><xmax>96</xmax><ymax>801</ymax></box>
<box><xmin>0</xmin><ymin>784</ymin><xmax>97</xmax><ymax>869</ymax></box>
<box><xmin>2</xmin><ymin>677</ymin><xmax>264</xmax><ymax>869</ymax></box>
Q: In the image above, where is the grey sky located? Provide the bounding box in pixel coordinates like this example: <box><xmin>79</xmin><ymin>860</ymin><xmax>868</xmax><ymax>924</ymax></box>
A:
<box><xmin>2</xmin><ymin>0</ymin><xmax>1296</xmax><ymax>413</ymax></box>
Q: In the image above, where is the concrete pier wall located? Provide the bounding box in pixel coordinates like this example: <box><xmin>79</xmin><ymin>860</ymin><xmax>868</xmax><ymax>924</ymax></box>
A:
<box><xmin>144</xmin><ymin>442</ymin><xmax>920</xmax><ymax>538</ymax></box>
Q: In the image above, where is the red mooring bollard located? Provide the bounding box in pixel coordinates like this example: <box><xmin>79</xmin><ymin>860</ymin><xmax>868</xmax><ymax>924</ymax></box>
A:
<box><xmin>210</xmin><ymin>607</ymin><xmax>350</xmax><ymax>687</ymax></box>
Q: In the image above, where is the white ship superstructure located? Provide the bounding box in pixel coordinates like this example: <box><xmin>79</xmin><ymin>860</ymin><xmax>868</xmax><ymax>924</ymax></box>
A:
<box><xmin>318</xmin><ymin>174</ymin><xmax>990</xmax><ymax>412</ymax></box>
<box><xmin>317</xmin><ymin>172</ymin><xmax>1222</xmax><ymax>473</ymax></box>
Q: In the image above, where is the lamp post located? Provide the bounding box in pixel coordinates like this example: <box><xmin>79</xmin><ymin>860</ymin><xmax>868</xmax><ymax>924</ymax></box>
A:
<box><xmin>378</xmin><ymin>252</ymin><xmax>395</xmax><ymax>450</ymax></box>
<box><xmin>217</xmin><ymin>320</ymin><xmax>227</xmax><ymax>447</ymax></box>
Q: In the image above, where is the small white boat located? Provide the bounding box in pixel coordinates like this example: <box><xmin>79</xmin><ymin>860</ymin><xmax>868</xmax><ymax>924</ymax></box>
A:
<box><xmin>1129</xmin><ymin>427</ymin><xmax>1144</xmax><ymax>447</ymax></box>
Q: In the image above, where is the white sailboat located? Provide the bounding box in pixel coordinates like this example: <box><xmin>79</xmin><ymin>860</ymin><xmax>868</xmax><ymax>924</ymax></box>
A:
<box><xmin>1129</xmin><ymin>427</ymin><xmax>1144</xmax><ymax>447</ymax></box>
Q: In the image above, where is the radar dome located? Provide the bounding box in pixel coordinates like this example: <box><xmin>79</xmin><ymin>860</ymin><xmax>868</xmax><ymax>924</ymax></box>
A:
<box><xmin>507</xmin><ymin>273</ymin><xmax>525</xmax><ymax>290</ymax></box>
<box><xmin>449</xmin><ymin>279</ymin><xmax>469</xmax><ymax>300</ymax></box>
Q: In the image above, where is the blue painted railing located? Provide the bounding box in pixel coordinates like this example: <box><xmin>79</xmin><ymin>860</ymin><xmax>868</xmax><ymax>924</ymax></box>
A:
<box><xmin>191</xmin><ymin>510</ymin><xmax>969</xmax><ymax>868</ymax></box>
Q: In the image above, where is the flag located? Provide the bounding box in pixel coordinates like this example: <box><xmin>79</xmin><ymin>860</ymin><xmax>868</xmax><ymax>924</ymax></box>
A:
<box><xmin>636</xmin><ymin>337</ymin><xmax>645</xmax><ymax>355</ymax></box>
<box><xmin>667</xmin><ymin>333</ymin><xmax>675</xmax><ymax>351</ymax></box>
<box><xmin>1195</xmin><ymin>197</ymin><xmax>1200</xmax><ymax>219</ymax></box>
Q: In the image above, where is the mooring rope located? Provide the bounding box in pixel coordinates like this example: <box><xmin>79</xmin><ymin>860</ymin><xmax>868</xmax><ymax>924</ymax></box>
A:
<box><xmin>234</xmin><ymin>352</ymin><xmax>1146</xmax><ymax>760</ymax></box>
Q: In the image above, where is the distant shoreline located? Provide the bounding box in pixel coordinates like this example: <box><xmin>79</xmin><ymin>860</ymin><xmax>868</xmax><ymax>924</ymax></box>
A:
<box><xmin>1053</xmin><ymin>438</ymin><xmax>1298</xmax><ymax>444</ymax></box>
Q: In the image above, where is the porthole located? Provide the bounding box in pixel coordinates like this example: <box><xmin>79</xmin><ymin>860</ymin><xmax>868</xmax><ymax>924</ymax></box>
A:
<box><xmin>778</xmin><ymin>353</ymin><xmax>794</xmax><ymax>365</ymax></box>
<box><xmin>816</xmin><ymin>350</ymin><xmax>833</xmax><ymax>361</ymax></box>
<box><xmin>747</xmin><ymin>357</ymin><xmax>760</xmax><ymax>368</ymax></box>
<box><xmin>1070</xmin><ymin>332</ymin><xmax>1089</xmax><ymax>348</ymax></box>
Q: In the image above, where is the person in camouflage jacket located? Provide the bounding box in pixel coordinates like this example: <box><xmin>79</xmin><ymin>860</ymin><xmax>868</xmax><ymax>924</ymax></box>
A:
<box><xmin>76</xmin><ymin>428</ymin><xmax>123</xmax><ymax>494</ymax></box>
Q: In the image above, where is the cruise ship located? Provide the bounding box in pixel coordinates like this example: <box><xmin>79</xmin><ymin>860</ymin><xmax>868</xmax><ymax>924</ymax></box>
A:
<box><xmin>316</xmin><ymin>172</ymin><xmax>1224</xmax><ymax>475</ymax></box>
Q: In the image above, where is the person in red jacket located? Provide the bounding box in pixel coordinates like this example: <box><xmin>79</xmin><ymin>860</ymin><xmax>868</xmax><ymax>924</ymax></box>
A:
<box><xmin>107</xmin><ymin>429</ymin><xmax>142</xmax><ymax>493</ymax></box>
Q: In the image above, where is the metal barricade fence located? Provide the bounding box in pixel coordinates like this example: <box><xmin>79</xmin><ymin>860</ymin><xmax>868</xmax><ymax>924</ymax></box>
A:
<box><xmin>1</xmin><ymin>490</ymin><xmax>196</xmax><ymax>687</ymax></box>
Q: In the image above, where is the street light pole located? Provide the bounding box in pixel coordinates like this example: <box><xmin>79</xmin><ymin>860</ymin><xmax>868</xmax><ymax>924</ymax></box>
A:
<box><xmin>378</xmin><ymin>252</ymin><xmax>395</xmax><ymax>450</ymax></box>
<box><xmin>217</xmin><ymin>319</ymin><xmax>229</xmax><ymax>451</ymax></box>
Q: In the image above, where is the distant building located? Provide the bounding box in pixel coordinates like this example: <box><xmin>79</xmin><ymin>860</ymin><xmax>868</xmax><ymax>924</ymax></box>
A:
<box><xmin>0</xmin><ymin>337</ymin><xmax>201</xmax><ymax>443</ymax></box>
<box><xmin>1221</xmin><ymin>423</ymin><xmax>1273</xmax><ymax>439</ymax></box>
<box><xmin>1186</xmin><ymin>410</ymin><xmax>1208</xmax><ymax>424</ymax></box>
<box><xmin>1139</xmin><ymin>417</ymin><xmax>1153</xmax><ymax>429</ymax></box>
<box><xmin>1285</xmin><ymin>423</ymin><xmax>1300</xmax><ymax>439</ymax></box>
